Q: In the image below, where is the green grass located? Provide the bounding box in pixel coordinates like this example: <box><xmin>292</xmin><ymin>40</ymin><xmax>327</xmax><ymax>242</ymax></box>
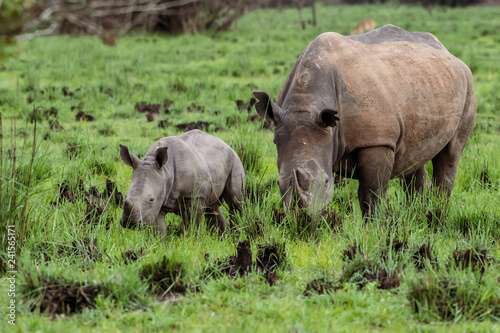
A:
<box><xmin>1</xmin><ymin>3</ymin><xmax>500</xmax><ymax>332</ymax></box>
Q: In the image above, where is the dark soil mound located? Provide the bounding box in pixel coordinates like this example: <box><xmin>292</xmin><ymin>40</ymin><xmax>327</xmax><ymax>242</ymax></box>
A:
<box><xmin>453</xmin><ymin>248</ymin><xmax>489</xmax><ymax>274</ymax></box>
<box><xmin>176</xmin><ymin>121</ymin><xmax>212</xmax><ymax>132</ymax></box>
<box><xmin>413</xmin><ymin>242</ymin><xmax>436</xmax><ymax>269</ymax></box>
<box><xmin>75</xmin><ymin>111</ymin><xmax>95</xmax><ymax>122</ymax></box>
<box><xmin>139</xmin><ymin>256</ymin><xmax>187</xmax><ymax>297</ymax></box>
<box><xmin>122</xmin><ymin>248</ymin><xmax>147</xmax><ymax>264</ymax></box>
<box><xmin>304</xmin><ymin>278</ymin><xmax>342</xmax><ymax>296</ymax></box>
<box><xmin>256</xmin><ymin>243</ymin><xmax>286</xmax><ymax>286</ymax></box>
<box><xmin>25</xmin><ymin>274</ymin><xmax>100</xmax><ymax>316</ymax></box>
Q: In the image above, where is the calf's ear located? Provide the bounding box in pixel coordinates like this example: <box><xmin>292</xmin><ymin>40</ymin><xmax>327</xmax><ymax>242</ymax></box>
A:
<box><xmin>154</xmin><ymin>147</ymin><xmax>168</xmax><ymax>170</ymax></box>
<box><xmin>120</xmin><ymin>144</ymin><xmax>141</xmax><ymax>169</ymax></box>
<box><xmin>253</xmin><ymin>91</ymin><xmax>282</xmax><ymax>123</ymax></box>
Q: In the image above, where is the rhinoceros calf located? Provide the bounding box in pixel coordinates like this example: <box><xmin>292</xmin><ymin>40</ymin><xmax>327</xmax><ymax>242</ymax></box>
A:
<box><xmin>119</xmin><ymin>130</ymin><xmax>244</xmax><ymax>235</ymax></box>
<box><xmin>254</xmin><ymin>24</ymin><xmax>476</xmax><ymax>217</ymax></box>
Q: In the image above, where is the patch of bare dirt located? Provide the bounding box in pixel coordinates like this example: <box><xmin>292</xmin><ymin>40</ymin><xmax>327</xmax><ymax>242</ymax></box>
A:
<box><xmin>51</xmin><ymin>179</ymin><xmax>124</xmax><ymax>228</ymax></box>
<box><xmin>176</xmin><ymin>121</ymin><xmax>218</xmax><ymax>132</ymax></box>
<box><xmin>413</xmin><ymin>242</ymin><xmax>437</xmax><ymax>269</ymax></box>
<box><xmin>139</xmin><ymin>256</ymin><xmax>188</xmax><ymax>297</ymax></box>
<box><xmin>24</xmin><ymin>274</ymin><xmax>101</xmax><ymax>317</ymax></box>
<box><xmin>453</xmin><ymin>248</ymin><xmax>489</xmax><ymax>274</ymax></box>
<box><xmin>236</xmin><ymin>98</ymin><xmax>257</xmax><ymax>112</ymax></box>
<box><xmin>122</xmin><ymin>248</ymin><xmax>147</xmax><ymax>264</ymax></box>
<box><xmin>304</xmin><ymin>278</ymin><xmax>342</xmax><ymax>296</ymax></box>
<box><xmin>186</xmin><ymin>103</ymin><xmax>205</xmax><ymax>113</ymax></box>
<box><xmin>75</xmin><ymin>111</ymin><xmax>95</xmax><ymax>122</ymax></box>
<box><xmin>256</xmin><ymin>242</ymin><xmax>286</xmax><ymax>286</ymax></box>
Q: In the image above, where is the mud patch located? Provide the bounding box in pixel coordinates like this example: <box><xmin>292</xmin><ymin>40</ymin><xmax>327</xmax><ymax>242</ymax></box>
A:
<box><xmin>413</xmin><ymin>242</ymin><xmax>437</xmax><ymax>269</ymax></box>
<box><xmin>203</xmin><ymin>240</ymin><xmax>253</xmax><ymax>279</ymax></box>
<box><xmin>24</xmin><ymin>274</ymin><xmax>101</xmax><ymax>316</ymax></box>
<box><xmin>84</xmin><ymin>179</ymin><xmax>124</xmax><ymax>227</ymax></box>
<box><xmin>135</xmin><ymin>101</ymin><xmax>171</xmax><ymax>122</ymax></box>
<box><xmin>52</xmin><ymin>179</ymin><xmax>124</xmax><ymax>228</ymax></box>
<box><xmin>158</xmin><ymin>119</ymin><xmax>169</xmax><ymax>129</ymax></box>
<box><xmin>453</xmin><ymin>248</ymin><xmax>489</xmax><ymax>274</ymax></box>
<box><xmin>343</xmin><ymin>242</ymin><xmax>362</xmax><ymax>261</ymax></box>
<box><xmin>304</xmin><ymin>278</ymin><xmax>342</xmax><ymax>296</ymax></box>
<box><xmin>122</xmin><ymin>248</ymin><xmax>147</xmax><ymax>264</ymax></box>
<box><xmin>139</xmin><ymin>256</ymin><xmax>188</xmax><ymax>297</ymax></box>
<box><xmin>236</xmin><ymin>98</ymin><xmax>256</xmax><ymax>112</ymax></box>
<box><xmin>65</xmin><ymin>143</ymin><xmax>81</xmax><ymax>160</ymax></box>
<box><xmin>256</xmin><ymin>242</ymin><xmax>286</xmax><ymax>286</ymax></box>
<box><xmin>248</xmin><ymin>113</ymin><xmax>272</xmax><ymax>130</ymax></box>
<box><xmin>176</xmin><ymin>121</ymin><xmax>215</xmax><ymax>132</ymax></box>
<box><xmin>75</xmin><ymin>111</ymin><xmax>95</xmax><ymax>122</ymax></box>
<box><xmin>187</xmin><ymin>103</ymin><xmax>205</xmax><ymax>113</ymax></box>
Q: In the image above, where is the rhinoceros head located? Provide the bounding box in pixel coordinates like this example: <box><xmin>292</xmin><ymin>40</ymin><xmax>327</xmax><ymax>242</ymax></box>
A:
<box><xmin>254</xmin><ymin>91</ymin><xmax>339</xmax><ymax>214</ymax></box>
<box><xmin>119</xmin><ymin>144</ymin><xmax>168</xmax><ymax>229</ymax></box>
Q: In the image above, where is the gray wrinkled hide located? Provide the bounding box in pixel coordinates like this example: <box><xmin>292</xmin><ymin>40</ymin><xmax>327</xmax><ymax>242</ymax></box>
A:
<box><xmin>254</xmin><ymin>24</ymin><xmax>476</xmax><ymax>217</ymax></box>
<box><xmin>120</xmin><ymin>130</ymin><xmax>245</xmax><ymax>235</ymax></box>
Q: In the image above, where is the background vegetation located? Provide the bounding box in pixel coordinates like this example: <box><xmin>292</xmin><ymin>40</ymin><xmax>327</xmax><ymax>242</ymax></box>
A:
<box><xmin>1</xmin><ymin>3</ymin><xmax>499</xmax><ymax>332</ymax></box>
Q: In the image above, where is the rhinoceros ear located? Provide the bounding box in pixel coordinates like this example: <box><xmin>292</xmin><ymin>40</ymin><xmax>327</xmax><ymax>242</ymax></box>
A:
<box><xmin>154</xmin><ymin>147</ymin><xmax>168</xmax><ymax>170</ymax></box>
<box><xmin>253</xmin><ymin>91</ymin><xmax>282</xmax><ymax>123</ymax></box>
<box><xmin>120</xmin><ymin>144</ymin><xmax>141</xmax><ymax>169</ymax></box>
<box><xmin>318</xmin><ymin>109</ymin><xmax>339</xmax><ymax>128</ymax></box>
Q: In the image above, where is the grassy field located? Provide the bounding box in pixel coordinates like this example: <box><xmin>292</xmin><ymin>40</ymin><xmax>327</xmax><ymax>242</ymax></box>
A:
<box><xmin>1</xmin><ymin>3</ymin><xmax>500</xmax><ymax>332</ymax></box>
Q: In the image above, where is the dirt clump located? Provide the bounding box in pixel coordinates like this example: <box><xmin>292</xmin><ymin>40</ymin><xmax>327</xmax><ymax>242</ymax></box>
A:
<box><xmin>343</xmin><ymin>242</ymin><xmax>362</xmax><ymax>261</ymax></box>
<box><xmin>453</xmin><ymin>248</ymin><xmax>489</xmax><ymax>274</ymax></box>
<box><xmin>248</xmin><ymin>113</ymin><xmax>272</xmax><ymax>130</ymax></box>
<box><xmin>323</xmin><ymin>209</ymin><xmax>343</xmax><ymax>231</ymax></box>
<box><xmin>176</xmin><ymin>121</ymin><xmax>213</xmax><ymax>132</ymax></box>
<box><xmin>158</xmin><ymin>119</ymin><xmax>169</xmax><ymax>129</ymax></box>
<box><xmin>231</xmin><ymin>240</ymin><xmax>253</xmax><ymax>276</ymax></box>
<box><xmin>139</xmin><ymin>256</ymin><xmax>188</xmax><ymax>297</ymax></box>
<box><xmin>73</xmin><ymin>237</ymin><xmax>103</xmax><ymax>263</ymax></box>
<box><xmin>122</xmin><ymin>248</ymin><xmax>147</xmax><ymax>264</ymax></box>
<box><xmin>236</xmin><ymin>98</ymin><xmax>257</xmax><ymax>112</ymax></box>
<box><xmin>24</xmin><ymin>274</ymin><xmax>101</xmax><ymax>316</ymax></box>
<box><xmin>304</xmin><ymin>278</ymin><xmax>342</xmax><ymax>296</ymax></box>
<box><xmin>186</xmin><ymin>103</ymin><xmax>205</xmax><ymax>113</ymax></box>
<box><xmin>203</xmin><ymin>240</ymin><xmax>253</xmax><ymax>279</ymax></box>
<box><xmin>75</xmin><ymin>111</ymin><xmax>95</xmax><ymax>122</ymax></box>
<box><xmin>256</xmin><ymin>242</ymin><xmax>286</xmax><ymax>286</ymax></box>
<box><xmin>272</xmin><ymin>208</ymin><xmax>287</xmax><ymax>225</ymax></box>
<box><xmin>413</xmin><ymin>242</ymin><xmax>436</xmax><ymax>269</ymax></box>
<box><xmin>65</xmin><ymin>142</ymin><xmax>82</xmax><ymax>159</ymax></box>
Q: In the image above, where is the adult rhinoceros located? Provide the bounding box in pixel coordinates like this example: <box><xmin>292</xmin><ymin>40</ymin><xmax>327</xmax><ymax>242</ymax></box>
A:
<box><xmin>254</xmin><ymin>24</ymin><xmax>476</xmax><ymax>217</ymax></box>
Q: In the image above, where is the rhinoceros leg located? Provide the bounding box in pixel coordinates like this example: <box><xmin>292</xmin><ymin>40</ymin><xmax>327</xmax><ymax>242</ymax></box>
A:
<box><xmin>356</xmin><ymin>146</ymin><xmax>395</xmax><ymax>218</ymax></box>
<box><xmin>204</xmin><ymin>207</ymin><xmax>227</xmax><ymax>234</ymax></box>
<box><xmin>431</xmin><ymin>145</ymin><xmax>462</xmax><ymax>198</ymax></box>
<box><xmin>399</xmin><ymin>166</ymin><xmax>428</xmax><ymax>200</ymax></box>
<box><xmin>221</xmin><ymin>165</ymin><xmax>245</xmax><ymax>229</ymax></box>
<box><xmin>178</xmin><ymin>199</ymin><xmax>204</xmax><ymax>230</ymax></box>
<box><xmin>154</xmin><ymin>213</ymin><xmax>167</xmax><ymax>237</ymax></box>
